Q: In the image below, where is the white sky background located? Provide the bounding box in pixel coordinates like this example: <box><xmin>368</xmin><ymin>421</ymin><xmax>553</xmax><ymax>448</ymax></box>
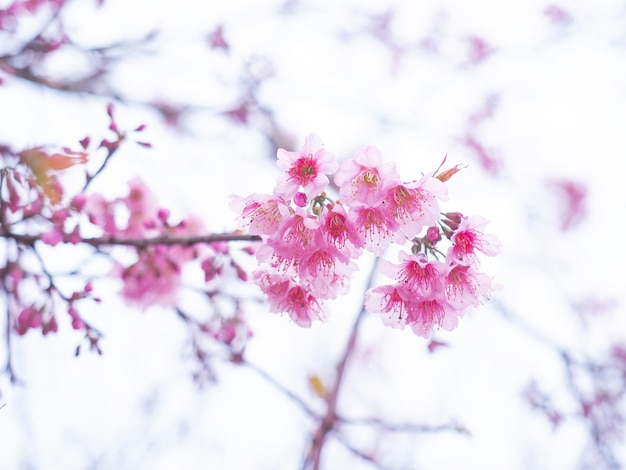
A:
<box><xmin>1</xmin><ymin>0</ymin><xmax>626</xmax><ymax>469</ymax></box>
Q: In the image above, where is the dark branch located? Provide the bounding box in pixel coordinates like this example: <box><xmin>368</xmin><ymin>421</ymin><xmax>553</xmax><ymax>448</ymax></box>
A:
<box><xmin>0</xmin><ymin>229</ymin><xmax>262</xmax><ymax>248</ymax></box>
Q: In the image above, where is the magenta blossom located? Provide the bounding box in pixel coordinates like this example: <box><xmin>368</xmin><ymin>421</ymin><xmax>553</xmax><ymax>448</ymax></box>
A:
<box><xmin>448</xmin><ymin>215</ymin><xmax>502</xmax><ymax>266</ymax></box>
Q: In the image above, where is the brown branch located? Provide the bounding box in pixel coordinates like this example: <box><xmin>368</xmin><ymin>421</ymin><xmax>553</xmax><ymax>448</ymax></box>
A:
<box><xmin>302</xmin><ymin>257</ymin><xmax>381</xmax><ymax>470</ymax></box>
<box><xmin>0</xmin><ymin>229</ymin><xmax>262</xmax><ymax>248</ymax></box>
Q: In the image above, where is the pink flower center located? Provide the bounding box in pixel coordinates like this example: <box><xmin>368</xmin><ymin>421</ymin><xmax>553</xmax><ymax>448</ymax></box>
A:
<box><xmin>326</xmin><ymin>212</ymin><xmax>347</xmax><ymax>241</ymax></box>
<box><xmin>289</xmin><ymin>156</ymin><xmax>318</xmax><ymax>184</ymax></box>
<box><xmin>454</xmin><ymin>230</ymin><xmax>477</xmax><ymax>255</ymax></box>
<box><xmin>399</xmin><ymin>261</ymin><xmax>437</xmax><ymax>290</ymax></box>
<box><xmin>409</xmin><ymin>299</ymin><xmax>445</xmax><ymax>326</ymax></box>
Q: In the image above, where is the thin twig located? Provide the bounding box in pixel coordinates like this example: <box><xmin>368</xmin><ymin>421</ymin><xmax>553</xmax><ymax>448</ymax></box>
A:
<box><xmin>337</xmin><ymin>416</ymin><xmax>466</xmax><ymax>435</ymax></box>
<box><xmin>1</xmin><ymin>268</ymin><xmax>18</xmax><ymax>384</ymax></box>
<box><xmin>303</xmin><ymin>256</ymin><xmax>381</xmax><ymax>470</ymax></box>
<box><xmin>242</xmin><ymin>359</ymin><xmax>320</xmax><ymax>421</ymax></box>
<box><xmin>332</xmin><ymin>430</ymin><xmax>392</xmax><ymax>470</ymax></box>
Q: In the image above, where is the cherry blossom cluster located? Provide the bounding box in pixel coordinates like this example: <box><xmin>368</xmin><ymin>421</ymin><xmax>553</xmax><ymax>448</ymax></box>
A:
<box><xmin>232</xmin><ymin>134</ymin><xmax>501</xmax><ymax>336</ymax></box>
<box><xmin>0</xmin><ymin>114</ymin><xmax>247</xmax><ymax>349</ymax></box>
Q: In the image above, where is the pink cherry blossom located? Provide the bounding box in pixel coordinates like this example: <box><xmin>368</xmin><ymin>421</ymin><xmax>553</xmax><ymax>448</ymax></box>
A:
<box><xmin>230</xmin><ymin>193</ymin><xmax>292</xmax><ymax>236</ymax></box>
<box><xmin>119</xmin><ymin>247</ymin><xmax>182</xmax><ymax>308</ymax></box>
<box><xmin>348</xmin><ymin>205</ymin><xmax>397</xmax><ymax>255</ymax></box>
<box><xmin>119</xmin><ymin>177</ymin><xmax>160</xmax><ymax>237</ymax></box>
<box><xmin>83</xmin><ymin>192</ymin><xmax>118</xmax><ymax>235</ymax></box>
<box><xmin>254</xmin><ymin>271</ymin><xmax>327</xmax><ymax>327</ymax></box>
<box><xmin>298</xmin><ymin>240</ymin><xmax>350</xmax><ymax>285</ymax></box>
<box><xmin>406</xmin><ymin>297</ymin><xmax>458</xmax><ymax>338</ymax></box>
<box><xmin>274</xmin><ymin>133</ymin><xmax>338</xmax><ymax>200</ymax></box>
<box><xmin>308</xmin><ymin>260</ymin><xmax>358</xmax><ymax>300</ymax></box>
<box><xmin>364</xmin><ymin>285</ymin><xmax>411</xmax><ymax>328</ymax></box>
<box><xmin>319</xmin><ymin>202</ymin><xmax>363</xmax><ymax>254</ymax></box>
<box><xmin>268</xmin><ymin>208</ymin><xmax>320</xmax><ymax>266</ymax></box>
<box><xmin>448</xmin><ymin>215</ymin><xmax>502</xmax><ymax>265</ymax></box>
<box><xmin>382</xmin><ymin>176</ymin><xmax>446</xmax><ymax>237</ymax></box>
<box><xmin>334</xmin><ymin>146</ymin><xmax>400</xmax><ymax>206</ymax></box>
<box><xmin>381</xmin><ymin>251</ymin><xmax>447</xmax><ymax>298</ymax></box>
<box><xmin>445</xmin><ymin>263</ymin><xmax>493</xmax><ymax>309</ymax></box>
<box><xmin>366</xmin><ymin>257</ymin><xmax>461</xmax><ymax>337</ymax></box>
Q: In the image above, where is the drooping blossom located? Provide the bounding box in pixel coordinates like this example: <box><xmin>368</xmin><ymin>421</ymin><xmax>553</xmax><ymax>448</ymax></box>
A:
<box><xmin>348</xmin><ymin>205</ymin><xmax>397</xmax><ymax>255</ymax></box>
<box><xmin>364</xmin><ymin>214</ymin><xmax>500</xmax><ymax>337</ymax></box>
<box><xmin>266</xmin><ymin>207</ymin><xmax>321</xmax><ymax>271</ymax></box>
<box><xmin>298</xmin><ymin>233</ymin><xmax>350</xmax><ymax>285</ymax></box>
<box><xmin>254</xmin><ymin>271</ymin><xmax>327</xmax><ymax>327</ymax></box>
<box><xmin>319</xmin><ymin>202</ymin><xmax>363</xmax><ymax>255</ymax></box>
<box><xmin>364</xmin><ymin>285</ymin><xmax>412</xmax><ymax>329</ymax></box>
<box><xmin>405</xmin><ymin>297</ymin><xmax>458</xmax><ymax>337</ymax></box>
<box><xmin>444</xmin><ymin>263</ymin><xmax>493</xmax><ymax>309</ymax></box>
<box><xmin>365</xmin><ymin>281</ymin><xmax>460</xmax><ymax>338</ymax></box>
<box><xmin>381</xmin><ymin>251</ymin><xmax>447</xmax><ymax>298</ymax></box>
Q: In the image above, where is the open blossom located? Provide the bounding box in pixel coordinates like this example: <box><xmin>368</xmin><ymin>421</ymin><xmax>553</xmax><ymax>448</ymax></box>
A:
<box><xmin>405</xmin><ymin>297</ymin><xmax>459</xmax><ymax>337</ymax></box>
<box><xmin>319</xmin><ymin>202</ymin><xmax>363</xmax><ymax>255</ymax></box>
<box><xmin>308</xmin><ymin>260</ymin><xmax>357</xmax><ymax>300</ymax></box>
<box><xmin>119</xmin><ymin>246</ymin><xmax>182</xmax><ymax>307</ymax></box>
<box><xmin>365</xmin><ymin>281</ymin><xmax>460</xmax><ymax>338</ymax></box>
<box><xmin>254</xmin><ymin>271</ymin><xmax>327</xmax><ymax>327</ymax></box>
<box><xmin>364</xmin><ymin>285</ymin><xmax>412</xmax><ymax>328</ymax></box>
<box><xmin>365</xmin><ymin>217</ymin><xmax>500</xmax><ymax>337</ymax></box>
<box><xmin>383</xmin><ymin>176</ymin><xmax>447</xmax><ymax>239</ymax></box>
<box><xmin>334</xmin><ymin>146</ymin><xmax>400</xmax><ymax>206</ymax></box>
<box><xmin>348</xmin><ymin>205</ymin><xmax>398</xmax><ymax>255</ymax></box>
<box><xmin>274</xmin><ymin>133</ymin><xmax>338</xmax><ymax>200</ymax></box>
<box><xmin>298</xmin><ymin>233</ymin><xmax>350</xmax><ymax>285</ymax></box>
<box><xmin>448</xmin><ymin>215</ymin><xmax>502</xmax><ymax>265</ymax></box>
<box><xmin>230</xmin><ymin>193</ymin><xmax>291</xmax><ymax>236</ymax></box>
<box><xmin>267</xmin><ymin>207</ymin><xmax>320</xmax><ymax>270</ymax></box>
<box><xmin>381</xmin><ymin>251</ymin><xmax>447</xmax><ymax>298</ymax></box>
<box><xmin>445</xmin><ymin>263</ymin><xmax>493</xmax><ymax>309</ymax></box>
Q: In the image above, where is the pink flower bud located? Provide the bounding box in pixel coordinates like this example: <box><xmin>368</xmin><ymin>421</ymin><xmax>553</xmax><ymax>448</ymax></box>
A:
<box><xmin>294</xmin><ymin>191</ymin><xmax>308</xmax><ymax>207</ymax></box>
<box><xmin>426</xmin><ymin>226</ymin><xmax>441</xmax><ymax>244</ymax></box>
<box><xmin>157</xmin><ymin>208</ymin><xmax>170</xmax><ymax>223</ymax></box>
